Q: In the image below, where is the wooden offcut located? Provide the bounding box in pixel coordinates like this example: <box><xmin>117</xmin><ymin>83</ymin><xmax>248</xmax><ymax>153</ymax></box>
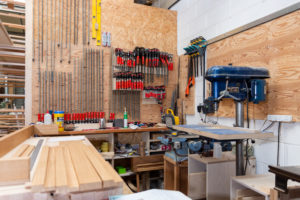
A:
<box><xmin>0</xmin><ymin>126</ymin><xmax>33</xmax><ymax>158</ymax></box>
<box><xmin>0</xmin><ymin>157</ymin><xmax>30</xmax><ymax>185</ymax></box>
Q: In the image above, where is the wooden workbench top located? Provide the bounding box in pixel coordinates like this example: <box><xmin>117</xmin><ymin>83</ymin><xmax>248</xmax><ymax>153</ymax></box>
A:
<box><xmin>38</xmin><ymin>126</ymin><xmax>169</xmax><ymax>136</ymax></box>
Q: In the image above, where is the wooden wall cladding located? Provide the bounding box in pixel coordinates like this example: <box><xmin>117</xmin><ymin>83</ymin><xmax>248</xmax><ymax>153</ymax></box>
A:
<box><xmin>207</xmin><ymin>10</ymin><xmax>300</xmax><ymax>121</ymax></box>
<box><xmin>30</xmin><ymin>0</ymin><xmax>177</xmax><ymax>123</ymax></box>
<box><xmin>102</xmin><ymin>0</ymin><xmax>177</xmax><ymax>54</ymax></box>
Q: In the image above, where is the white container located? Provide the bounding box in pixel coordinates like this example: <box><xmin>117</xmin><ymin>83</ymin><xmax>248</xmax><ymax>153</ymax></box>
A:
<box><xmin>213</xmin><ymin>142</ymin><xmax>222</xmax><ymax>158</ymax></box>
<box><xmin>44</xmin><ymin>112</ymin><xmax>52</xmax><ymax>125</ymax></box>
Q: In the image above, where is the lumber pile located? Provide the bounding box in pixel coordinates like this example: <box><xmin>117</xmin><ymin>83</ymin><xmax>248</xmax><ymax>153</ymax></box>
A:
<box><xmin>31</xmin><ymin>141</ymin><xmax>123</xmax><ymax>193</ymax></box>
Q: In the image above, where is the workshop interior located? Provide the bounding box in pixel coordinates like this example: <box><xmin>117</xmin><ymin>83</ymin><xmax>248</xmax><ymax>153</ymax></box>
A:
<box><xmin>0</xmin><ymin>0</ymin><xmax>299</xmax><ymax>199</ymax></box>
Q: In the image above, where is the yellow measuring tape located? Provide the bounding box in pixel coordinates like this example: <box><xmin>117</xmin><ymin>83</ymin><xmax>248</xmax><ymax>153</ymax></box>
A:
<box><xmin>92</xmin><ymin>0</ymin><xmax>96</xmax><ymax>39</ymax></box>
<box><xmin>96</xmin><ymin>0</ymin><xmax>101</xmax><ymax>46</ymax></box>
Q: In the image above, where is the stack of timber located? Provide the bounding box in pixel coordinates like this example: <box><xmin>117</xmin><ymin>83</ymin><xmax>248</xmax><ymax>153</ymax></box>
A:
<box><xmin>31</xmin><ymin>140</ymin><xmax>123</xmax><ymax>193</ymax></box>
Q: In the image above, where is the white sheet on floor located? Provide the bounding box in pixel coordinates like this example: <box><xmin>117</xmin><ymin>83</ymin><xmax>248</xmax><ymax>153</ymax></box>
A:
<box><xmin>110</xmin><ymin>189</ymin><xmax>191</xmax><ymax>200</ymax></box>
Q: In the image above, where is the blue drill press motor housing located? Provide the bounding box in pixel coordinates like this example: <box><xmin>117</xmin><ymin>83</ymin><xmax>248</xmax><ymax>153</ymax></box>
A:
<box><xmin>200</xmin><ymin>66</ymin><xmax>270</xmax><ymax>114</ymax></box>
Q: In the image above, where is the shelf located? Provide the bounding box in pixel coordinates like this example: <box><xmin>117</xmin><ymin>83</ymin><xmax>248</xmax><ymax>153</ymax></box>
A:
<box><xmin>119</xmin><ymin>171</ymin><xmax>135</xmax><ymax>177</ymax></box>
<box><xmin>149</xmin><ymin>139</ymin><xmax>161</xmax><ymax>142</ymax></box>
<box><xmin>149</xmin><ymin>149</ymin><xmax>165</xmax><ymax>153</ymax></box>
<box><xmin>114</xmin><ymin>154</ymin><xmax>140</xmax><ymax>159</ymax></box>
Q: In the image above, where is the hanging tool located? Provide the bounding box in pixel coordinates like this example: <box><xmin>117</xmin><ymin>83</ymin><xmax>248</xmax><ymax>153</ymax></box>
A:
<box><xmin>88</xmin><ymin>0</ymin><xmax>90</xmax><ymax>45</ymax></box>
<box><xmin>102</xmin><ymin>49</ymin><xmax>104</xmax><ymax>110</ymax></box>
<box><xmin>50</xmin><ymin>0</ymin><xmax>53</xmax><ymax>70</ymax></box>
<box><xmin>73</xmin><ymin>0</ymin><xmax>76</xmax><ymax>45</ymax></box>
<box><xmin>64</xmin><ymin>72</ymin><xmax>66</xmax><ymax>112</ymax></box>
<box><xmin>46</xmin><ymin>0</ymin><xmax>48</xmax><ymax>70</ymax></box>
<box><xmin>53</xmin><ymin>0</ymin><xmax>57</xmax><ymax>69</ymax></box>
<box><xmin>32</xmin><ymin>0</ymin><xmax>35</xmax><ymax>62</ymax></box>
<box><xmin>60</xmin><ymin>0</ymin><xmax>64</xmax><ymax>62</ymax></box>
<box><xmin>65</xmin><ymin>0</ymin><xmax>69</xmax><ymax>49</ymax></box>
<box><xmin>68</xmin><ymin>0</ymin><xmax>72</xmax><ymax>64</ymax></box>
<box><xmin>96</xmin><ymin>0</ymin><xmax>101</xmax><ymax>46</ymax></box>
<box><xmin>82</xmin><ymin>0</ymin><xmax>85</xmax><ymax>45</ymax></box>
<box><xmin>185</xmin><ymin>55</ymin><xmax>194</xmax><ymax>97</ymax></box>
<box><xmin>57</xmin><ymin>0</ymin><xmax>60</xmax><ymax>48</ymax></box>
<box><xmin>41</xmin><ymin>0</ymin><xmax>44</xmax><ymax>62</ymax></box>
<box><xmin>76</xmin><ymin>0</ymin><xmax>79</xmax><ymax>44</ymax></box>
<box><xmin>92</xmin><ymin>0</ymin><xmax>97</xmax><ymax>39</ymax></box>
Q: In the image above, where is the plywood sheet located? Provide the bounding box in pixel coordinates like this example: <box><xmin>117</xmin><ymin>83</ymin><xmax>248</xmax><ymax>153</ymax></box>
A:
<box><xmin>207</xmin><ymin>10</ymin><xmax>300</xmax><ymax>121</ymax></box>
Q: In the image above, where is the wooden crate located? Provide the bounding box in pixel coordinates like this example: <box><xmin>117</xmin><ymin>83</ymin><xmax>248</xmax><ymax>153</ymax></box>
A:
<box><xmin>164</xmin><ymin>155</ymin><xmax>188</xmax><ymax>195</ymax></box>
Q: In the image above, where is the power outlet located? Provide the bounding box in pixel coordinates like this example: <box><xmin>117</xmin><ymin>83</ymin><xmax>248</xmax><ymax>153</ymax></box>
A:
<box><xmin>267</xmin><ymin>115</ymin><xmax>293</xmax><ymax>122</ymax></box>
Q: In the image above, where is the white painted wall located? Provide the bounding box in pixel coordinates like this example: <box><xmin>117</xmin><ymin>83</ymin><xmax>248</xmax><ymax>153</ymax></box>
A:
<box><xmin>172</xmin><ymin>0</ymin><xmax>300</xmax><ymax>174</ymax></box>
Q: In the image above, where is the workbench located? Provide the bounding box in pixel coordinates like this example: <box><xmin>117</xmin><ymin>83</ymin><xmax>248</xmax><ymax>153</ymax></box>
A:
<box><xmin>171</xmin><ymin>123</ymin><xmax>273</xmax><ymax>175</ymax></box>
<box><xmin>36</xmin><ymin>126</ymin><xmax>169</xmax><ymax>136</ymax></box>
<box><xmin>0</xmin><ymin>126</ymin><xmax>133</xmax><ymax>200</ymax></box>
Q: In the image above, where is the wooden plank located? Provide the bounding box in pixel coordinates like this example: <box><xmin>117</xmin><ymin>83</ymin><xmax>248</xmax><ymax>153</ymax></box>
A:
<box><xmin>0</xmin><ymin>94</ymin><xmax>25</xmax><ymax>99</ymax></box>
<box><xmin>12</xmin><ymin>143</ymin><xmax>29</xmax><ymax>157</ymax></box>
<box><xmin>0</xmin><ymin>126</ymin><xmax>33</xmax><ymax>157</ymax></box>
<box><xmin>61</xmin><ymin>142</ymin><xmax>102</xmax><ymax>191</ymax></box>
<box><xmin>0</xmin><ymin>20</ymin><xmax>12</xmax><ymax>46</ymax></box>
<box><xmin>2</xmin><ymin>22</ymin><xmax>25</xmax><ymax>30</ymax></box>
<box><xmin>0</xmin><ymin>12</ymin><xmax>25</xmax><ymax>19</ymax></box>
<box><xmin>20</xmin><ymin>145</ymin><xmax>34</xmax><ymax>157</ymax></box>
<box><xmin>55</xmin><ymin>146</ymin><xmax>68</xmax><ymax>193</ymax></box>
<box><xmin>44</xmin><ymin>147</ymin><xmax>55</xmax><ymax>191</ymax></box>
<box><xmin>0</xmin><ymin>78</ymin><xmax>24</xmax><ymax>82</ymax></box>
<box><xmin>0</xmin><ymin>157</ymin><xmax>29</xmax><ymax>185</ymax></box>
<box><xmin>87</xmin><ymin>145</ymin><xmax>123</xmax><ymax>187</ymax></box>
<box><xmin>0</xmin><ymin>109</ymin><xmax>24</xmax><ymax>112</ymax></box>
<box><xmin>0</xmin><ymin>125</ymin><xmax>23</xmax><ymax>128</ymax></box>
<box><xmin>0</xmin><ymin>51</ymin><xmax>25</xmax><ymax>58</ymax></box>
<box><xmin>188</xmin><ymin>172</ymin><xmax>206</xmax><ymax>199</ymax></box>
<box><xmin>0</xmin><ymin>62</ymin><xmax>25</xmax><ymax>66</ymax></box>
<box><xmin>37</xmin><ymin>127</ymin><xmax>168</xmax><ymax>136</ymax></box>
<box><xmin>0</xmin><ymin>118</ymin><xmax>25</xmax><ymax>120</ymax></box>
<box><xmin>81</xmin><ymin>143</ymin><xmax>115</xmax><ymax>188</ymax></box>
<box><xmin>31</xmin><ymin>146</ymin><xmax>49</xmax><ymax>192</ymax></box>
<box><xmin>63</xmin><ymin>146</ymin><xmax>79</xmax><ymax>192</ymax></box>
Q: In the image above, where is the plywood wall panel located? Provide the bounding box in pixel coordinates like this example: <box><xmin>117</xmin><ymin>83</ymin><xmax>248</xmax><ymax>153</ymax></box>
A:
<box><xmin>207</xmin><ymin>10</ymin><xmax>300</xmax><ymax>121</ymax></box>
<box><xmin>30</xmin><ymin>0</ymin><xmax>177</xmax><ymax>123</ymax></box>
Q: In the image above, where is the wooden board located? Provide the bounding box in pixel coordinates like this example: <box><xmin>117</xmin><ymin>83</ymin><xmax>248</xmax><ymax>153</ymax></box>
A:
<box><xmin>12</xmin><ymin>144</ymin><xmax>29</xmax><ymax>157</ymax></box>
<box><xmin>61</xmin><ymin>142</ymin><xmax>102</xmax><ymax>191</ymax></box>
<box><xmin>20</xmin><ymin>145</ymin><xmax>35</xmax><ymax>157</ymax></box>
<box><xmin>207</xmin><ymin>10</ymin><xmax>300</xmax><ymax>121</ymax></box>
<box><xmin>0</xmin><ymin>126</ymin><xmax>33</xmax><ymax>157</ymax></box>
<box><xmin>29</xmin><ymin>0</ymin><xmax>178</xmax><ymax>124</ymax></box>
<box><xmin>172</xmin><ymin>124</ymin><xmax>273</xmax><ymax>140</ymax></box>
<box><xmin>31</xmin><ymin>146</ymin><xmax>49</xmax><ymax>192</ymax></box>
<box><xmin>0</xmin><ymin>157</ymin><xmax>30</xmax><ymax>185</ymax></box>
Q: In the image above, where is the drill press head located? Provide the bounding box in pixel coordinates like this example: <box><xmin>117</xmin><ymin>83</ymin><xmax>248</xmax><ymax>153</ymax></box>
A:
<box><xmin>199</xmin><ymin>66</ymin><xmax>270</xmax><ymax>114</ymax></box>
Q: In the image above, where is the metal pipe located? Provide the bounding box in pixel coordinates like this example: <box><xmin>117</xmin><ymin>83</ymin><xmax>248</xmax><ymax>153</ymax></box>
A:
<box><xmin>235</xmin><ymin>101</ymin><xmax>244</xmax><ymax>127</ymax></box>
<box><xmin>235</xmin><ymin>100</ymin><xmax>245</xmax><ymax>176</ymax></box>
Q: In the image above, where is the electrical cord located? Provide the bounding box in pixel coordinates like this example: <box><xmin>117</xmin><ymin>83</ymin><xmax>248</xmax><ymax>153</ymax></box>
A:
<box><xmin>277</xmin><ymin>122</ymin><xmax>282</xmax><ymax>166</ymax></box>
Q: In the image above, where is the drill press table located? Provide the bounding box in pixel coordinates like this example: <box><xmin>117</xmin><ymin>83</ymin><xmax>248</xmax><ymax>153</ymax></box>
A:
<box><xmin>171</xmin><ymin>124</ymin><xmax>273</xmax><ymax>140</ymax></box>
<box><xmin>171</xmin><ymin>123</ymin><xmax>273</xmax><ymax>175</ymax></box>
